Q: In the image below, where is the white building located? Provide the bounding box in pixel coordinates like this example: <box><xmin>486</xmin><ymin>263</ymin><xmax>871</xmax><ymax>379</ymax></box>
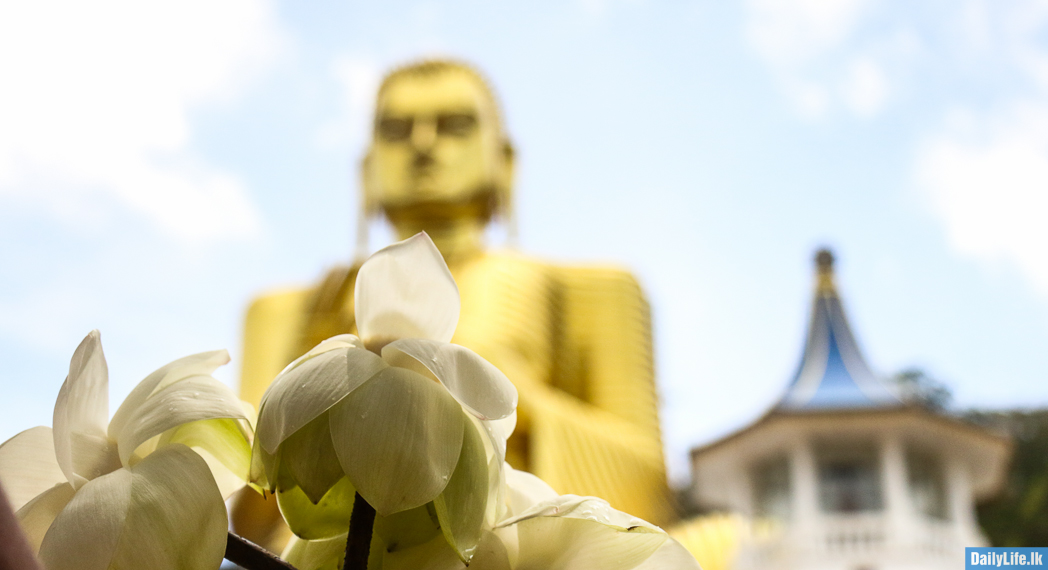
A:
<box><xmin>688</xmin><ymin>250</ymin><xmax>1011</xmax><ymax>570</ymax></box>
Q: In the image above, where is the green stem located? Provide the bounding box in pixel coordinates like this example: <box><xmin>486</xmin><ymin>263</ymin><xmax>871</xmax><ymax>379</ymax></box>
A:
<box><xmin>344</xmin><ymin>492</ymin><xmax>376</xmax><ymax>570</ymax></box>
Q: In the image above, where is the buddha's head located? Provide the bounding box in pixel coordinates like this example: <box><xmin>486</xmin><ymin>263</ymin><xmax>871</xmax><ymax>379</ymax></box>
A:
<box><xmin>362</xmin><ymin>60</ymin><xmax>514</xmax><ymax>228</ymax></box>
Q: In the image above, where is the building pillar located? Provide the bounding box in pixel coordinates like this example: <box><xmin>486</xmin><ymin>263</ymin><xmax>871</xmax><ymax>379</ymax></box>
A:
<box><xmin>945</xmin><ymin>456</ymin><xmax>982</xmax><ymax>546</ymax></box>
<box><xmin>880</xmin><ymin>432</ymin><xmax>912</xmax><ymax>550</ymax></box>
<box><xmin>790</xmin><ymin>436</ymin><xmax>819</xmax><ymax>555</ymax></box>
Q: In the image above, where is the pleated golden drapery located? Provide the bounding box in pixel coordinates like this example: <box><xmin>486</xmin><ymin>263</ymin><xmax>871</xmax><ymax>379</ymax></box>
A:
<box><xmin>238</xmin><ymin>250</ymin><xmax>673</xmax><ymax>526</ymax></box>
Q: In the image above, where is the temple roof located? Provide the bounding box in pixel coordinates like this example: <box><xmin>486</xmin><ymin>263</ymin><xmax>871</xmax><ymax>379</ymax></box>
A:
<box><xmin>776</xmin><ymin>249</ymin><xmax>902</xmax><ymax>411</ymax></box>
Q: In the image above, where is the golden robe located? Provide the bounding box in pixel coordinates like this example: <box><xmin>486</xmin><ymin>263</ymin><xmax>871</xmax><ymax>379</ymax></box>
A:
<box><xmin>239</xmin><ymin>251</ymin><xmax>673</xmax><ymax>524</ymax></box>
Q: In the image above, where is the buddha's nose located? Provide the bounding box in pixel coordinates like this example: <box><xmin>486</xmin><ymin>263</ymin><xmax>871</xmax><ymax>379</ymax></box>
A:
<box><xmin>411</xmin><ymin>117</ymin><xmax>438</xmax><ymax>152</ymax></box>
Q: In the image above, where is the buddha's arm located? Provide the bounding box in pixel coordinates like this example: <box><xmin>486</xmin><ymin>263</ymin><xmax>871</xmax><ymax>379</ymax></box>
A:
<box><xmin>232</xmin><ymin>288</ymin><xmax>312</xmax><ymax>553</ymax></box>
<box><xmin>559</xmin><ymin>266</ymin><xmax>663</xmax><ymax>444</ymax></box>
<box><xmin>238</xmin><ymin>289</ymin><xmax>310</xmax><ymax>409</ymax></box>
<box><xmin>557</xmin><ymin>266</ymin><xmax>672</xmax><ymax>523</ymax></box>
<box><xmin>485</xmin><ymin>265</ymin><xmax>672</xmax><ymax>525</ymax></box>
<box><xmin>517</xmin><ymin>373</ymin><xmax>675</xmax><ymax>525</ymax></box>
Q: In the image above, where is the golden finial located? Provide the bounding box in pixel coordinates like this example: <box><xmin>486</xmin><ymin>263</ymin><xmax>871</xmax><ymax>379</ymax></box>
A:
<box><xmin>815</xmin><ymin>248</ymin><xmax>836</xmax><ymax>294</ymax></box>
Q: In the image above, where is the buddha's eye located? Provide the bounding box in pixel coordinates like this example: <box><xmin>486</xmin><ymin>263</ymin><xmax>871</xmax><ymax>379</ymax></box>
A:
<box><xmin>378</xmin><ymin>117</ymin><xmax>412</xmax><ymax>141</ymax></box>
<box><xmin>437</xmin><ymin>113</ymin><xmax>477</xmax><ymax>137</ymax></box>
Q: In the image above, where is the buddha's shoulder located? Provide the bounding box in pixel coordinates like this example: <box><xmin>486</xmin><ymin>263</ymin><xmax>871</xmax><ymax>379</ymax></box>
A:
<box><xmin>247</xmin><ymin>265</ymin><xmax>355</xmax><ymax>308</ymax></box>
<box><xmin>244</xmin><ymin>286</ymin><xmax>311</xmax><ymax>323</ymax></box>
<box><xmin>476</xmin><ymin>251</ymin><xmax>644</xmax><ymax>295</ymax></box>
<box><xmin>475</xmin><ymin>250</ymin><xmax>631</xmax><ymax>276</ymax></box>
<box><xmin>244</xmin><ymin>267</ymin><xmax>350</xmax><ymax>316</ymax></box>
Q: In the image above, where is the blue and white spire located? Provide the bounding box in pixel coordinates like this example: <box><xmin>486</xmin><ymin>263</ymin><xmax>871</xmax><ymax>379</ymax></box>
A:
<box><xmin>777</xmin><ymin>249</ymin><xmax>902</xmax><ymax>411</ymax></box>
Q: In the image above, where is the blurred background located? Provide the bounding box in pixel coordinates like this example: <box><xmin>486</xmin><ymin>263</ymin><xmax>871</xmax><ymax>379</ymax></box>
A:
<box><xmin>2</xmin><ymin>0</ymin><xmax>1047</xmax><ymax>503</ymax></box>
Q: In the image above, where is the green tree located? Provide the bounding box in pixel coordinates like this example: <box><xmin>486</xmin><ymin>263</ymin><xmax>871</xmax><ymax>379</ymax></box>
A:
<box><xmin>966</xmin><ymin>410</ymin><xmax>1048</xmax><ymax>547</ymax></box>
<box><xmin>892</xmin><ymin>368</ymin><xmax>952</xmax><ymax>411</ymax></box>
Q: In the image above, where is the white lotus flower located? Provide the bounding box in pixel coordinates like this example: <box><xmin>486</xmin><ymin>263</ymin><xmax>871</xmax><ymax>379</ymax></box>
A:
<box><xmin>252</xmin><ymin>233</ymin><xmax>518</xmax><ymax>562</ymax></box>
<box><xmin>282</xmin><ymin>466</ymin><xmax>702</xmax><ymax>570</ymax></box>
<box><xmin>0</xmin><ymin>331</ymin><xmax>253</xmax><ymax>570</ymax></box>
<box><xmin>489</xmin><ymin>467</ymin><xmax>701</xmax><ymax>570</ymax></box>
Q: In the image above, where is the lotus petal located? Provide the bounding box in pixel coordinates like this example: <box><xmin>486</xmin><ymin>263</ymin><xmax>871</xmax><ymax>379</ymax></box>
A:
<box><xmin>378</xmin><ymin>530</ymin><xmax>512</xmax><ymax>570</ymax></box>
<box><xmin>483</xmin><ymin>412</ymin><xmax>516</xmax><ymax>464</ymax></box>
<box><xmin>39</xmin><ymin>444</ymin><xmax>227</xmax><ymax>570</ymax></box>
<box><xmin>328</xmin><ymin>367</ymin><xmax>464</xmax><ymax>515</ymax></box>
<box><xmin>249</xmin><ymin>429</ymin><xmax>280</xmax><ymax>492</ymax></box>
<box><xmin>158</xmin><ymin>418</ymin><xmax>252</xmax><ymax>498</ymax></box>
<box><xmin>502</xmin><ymin>496</ymin><xmax>666</xmax><ymax>570</ymax></box>
<box><xmin>355</xmin><ymin>233</ymin><xmax>460</xmax><ymax>345</ymax></box>
<box><xmin>38</xmin><ymin>468</ymin><xmax>130</xmax><ymax>570</ymax></box>
<box><xmin>512</xmin><ymin>516</ymin><xmax>665</xmax><ymax>570</ymax></box>
<box><xmin>282</xmin><ymin>532</ymin><xmax>348</xmax><ymax>570</ymax></box>
<box><xmin>53</xmin><ymin>331</ymin><xmax>113</xmax><ymax>489</ymax></box>
<box><xmin>0</xmin><ymin>426</ymin><xmax>67</xmax><ymax>510</ymax></box>
<box><xmin>281</xmin><ymin>520</ymin><xmax>442</xmax><ymax>570</ymax></box>
<box><xmin>382</xmin><ymin>534</ymin><xmax>461</xmax><ymax>570</ymax></box>
<box><xmin>279</xmin><ymin>414</ymin><xmax>345</xmax><ymax>503</ymax></box>
<box><xmin>383</xmin><ymin>339</ymin><xmax>517</xmax><ymax>420</ymax></box>
<box><xmin>277</xmin><ymin>477</ymin><xmax>356</xmax><ymax>540</ymax></box>
<box><xmin>504</xmin><ymin>466</ymin><xmax>558</xmax><ymax>517</ymax></box>
<box><xmin>433</xmin><ymin>418</ymin><xmax>490</xmax><ymax>563</ymax></box>
<box><xmin>14</xmin><ymin>482</ymin><xmax>75</xmax><ymax>553</ymax></box>
<box><xmin>374</xmin><ymin>503</ymin><xmax>442</xmax><ymax>554</ymax></box>
<box><xmin>468</xmin><ymin>530</ymin><xmax>514</xmax><ymax>570</ymax></box>
<box><xmin>261</xmin><ymin>335</ymin><xmax>366</xmax><ymax>407</ymax></box>
<box><xmin>109</xmin><ymin>349</ymin><xmax>230</xmax><ymax>440</ymax></box>
<box><xmin>283</xmin><ymin>523</ymin><xmax>512</xmax><ymax>570</ymax></box>
<box><xmin>257</xmin><ymin>347</ymin><xmax>386</xmax><ymax>454</ymax></box>
<box><xmin>481</xmin><ymin>412</ymin><xmax>516</xmax><ymax>523</ymax></box>
<box><xmin>468</xmin><ymin>413</ymin><xmax>516</xmax><ymax>524</ymax></box>
<box><xmin>633</xmin><ymin>538</ymin><xmax>702</xmax><ymax>569</ymax></box>
<box><xmin>114</xmin><ymin>376</ymin><xmax>248</xmax><ymax>465</ymax></box>
<box><xmin>282</xmin><ymin>334</ymin><xmax>364</xmax><ymax>369</ymax></box>
<box><xmin>501</xmin><ymin>495</ymin><xmax>662</xmax><ymax>533</ymax></box>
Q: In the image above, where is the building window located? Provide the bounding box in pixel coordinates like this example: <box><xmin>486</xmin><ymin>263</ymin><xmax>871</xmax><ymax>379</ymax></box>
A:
<box><xmin>752</xmin><ymin>456</ymin><xmax>791</xmax><ymax>520</ymax></box>
<box><xmin>907</xmin><ymin>449</ymin><xmax>949</xmax><ymax>520</ymax></box>
<box><xmin>816</xmin><ymin>443</ymin><xmax>883</xmax><ymax>513</ymax></box>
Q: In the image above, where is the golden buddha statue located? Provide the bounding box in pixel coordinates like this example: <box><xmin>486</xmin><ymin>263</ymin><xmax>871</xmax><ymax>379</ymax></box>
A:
<box><xmin>234</xmin><ymin>60</ymin><xmax>672</xmax><ymax>548</ymax></box>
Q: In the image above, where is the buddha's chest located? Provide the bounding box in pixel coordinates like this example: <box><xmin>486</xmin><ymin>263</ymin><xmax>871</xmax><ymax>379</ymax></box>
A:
<box><xmin>323</xmin><ymin>254</ymin><xmax>558</xmax><ymax>381</ymax></box>
<box><xmin>449</xmin><ymin>256</ymin><xmax>553</xmax><ymax>357</ymax></box>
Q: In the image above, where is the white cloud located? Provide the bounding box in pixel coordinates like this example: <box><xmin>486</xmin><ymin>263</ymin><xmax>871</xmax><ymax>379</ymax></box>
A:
<box><xmin>746</xmin><ymin>0</ymin><xmax>1048</xmax><ymax>299</ymax></box>
<box><xmin>0</xmin><ymin>0</ymin><xmax>285</xmax><ymax>244</ymax></box>
<box><xmin>747</xmin><ymin>0</ymin><xmax>872</xmax><ymax>66</ymax></box>
<box><xmin>746</xmin><ymin>0</ymin><xmax>889</xmax><ymax>118</ymax></box>
<box><xmin>782</xmin><ymin>78</ymin><xmax>831</xmax><ymax>118</ymax></box>
<box><xmin>841</xmin><ymin>57</ymin><xmax>888</xmax><ymax>117</ymax></box>
<box><xmin>745</xmin><ymin>0</ymin><xmax>1048</xmax><ymax>120</ymax></box>
<box><xmin>574</xmin><ymin>0</ymin><xmax>645</xmax><ymax>17</ymax></box>
<box><xmin>917</xmin><ymin>103</ymin><xmax>1048</xmax><ymax>296</ymax></box>
<box><xmin>909</xmin><ymin>2</ymin><xmax>1048</xmax><ymax>299</ymax></box>
<box><xmin>316</xmin><ymin>56</ymin><xmax>383</xmax><ymax>151</ymax></box>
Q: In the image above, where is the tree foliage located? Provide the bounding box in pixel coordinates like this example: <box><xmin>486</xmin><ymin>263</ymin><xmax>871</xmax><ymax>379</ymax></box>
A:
<box><xmin>966</xmin><ymin>409</ymin><xmax>1048</xmax><ymax>547</ymax></box>
<box><xmin>891</xmin><ymin>368</ymin><xmax>952</xmax><ymax>411</ymax></box>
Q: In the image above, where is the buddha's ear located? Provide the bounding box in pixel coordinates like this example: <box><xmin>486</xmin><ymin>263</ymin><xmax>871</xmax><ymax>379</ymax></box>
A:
<box><xmin>502</xmin><ymin>140</ymin><xmax>515</xmax><ymax>167</ymax></box>
<box><xmin>360</xmin><ymin>150</ymin><xmax>377</xmax><ymax>215</ymax></box>
<box><xmin>500</xmin><ymin>140</ymin><xmax>515</xmax><ymax>190</ymax></box>
<box><xmin>356</xmin><ymin>152</ymin><xmax>376</xmax><ymax>260</ymax></box>
<box><xmin>496</xmin><ymin>140</ymin><xmax>516</xmax><ymax>235</ymax></box>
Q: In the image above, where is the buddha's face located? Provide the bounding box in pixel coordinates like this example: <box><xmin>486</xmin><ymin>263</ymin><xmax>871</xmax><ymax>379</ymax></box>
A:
<box><xmin>364</xmin><ymin>70</ymin><xmax>511</xmax><ymax>217</ymax></box>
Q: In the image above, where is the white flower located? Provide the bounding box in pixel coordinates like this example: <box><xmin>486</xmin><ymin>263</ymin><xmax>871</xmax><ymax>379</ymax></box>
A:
<box><xmin>0</xmin><ymin>331</ymin><xmax>253</xmax><ymax>570</ymax></box>
<box><xmin>252</xmin><ymin>233</ymin><xmax>517</xmax><ymax>562</ymax></box>
<box><xmin>281</xmin><ymin>465</ymin><xmax>701</xmax><ymax>570</ymax></box>
<box><xmin>490</xmin><ymin>467</ymin><xmax>701</xmax><ymax>570</ymax></box>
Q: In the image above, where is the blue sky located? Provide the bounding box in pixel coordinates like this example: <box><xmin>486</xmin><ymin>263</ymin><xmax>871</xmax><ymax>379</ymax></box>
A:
<box><xmin>2</xmin><ymin>0</ymin><xmax>1047</xmax><ymax>484</ymax></box>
